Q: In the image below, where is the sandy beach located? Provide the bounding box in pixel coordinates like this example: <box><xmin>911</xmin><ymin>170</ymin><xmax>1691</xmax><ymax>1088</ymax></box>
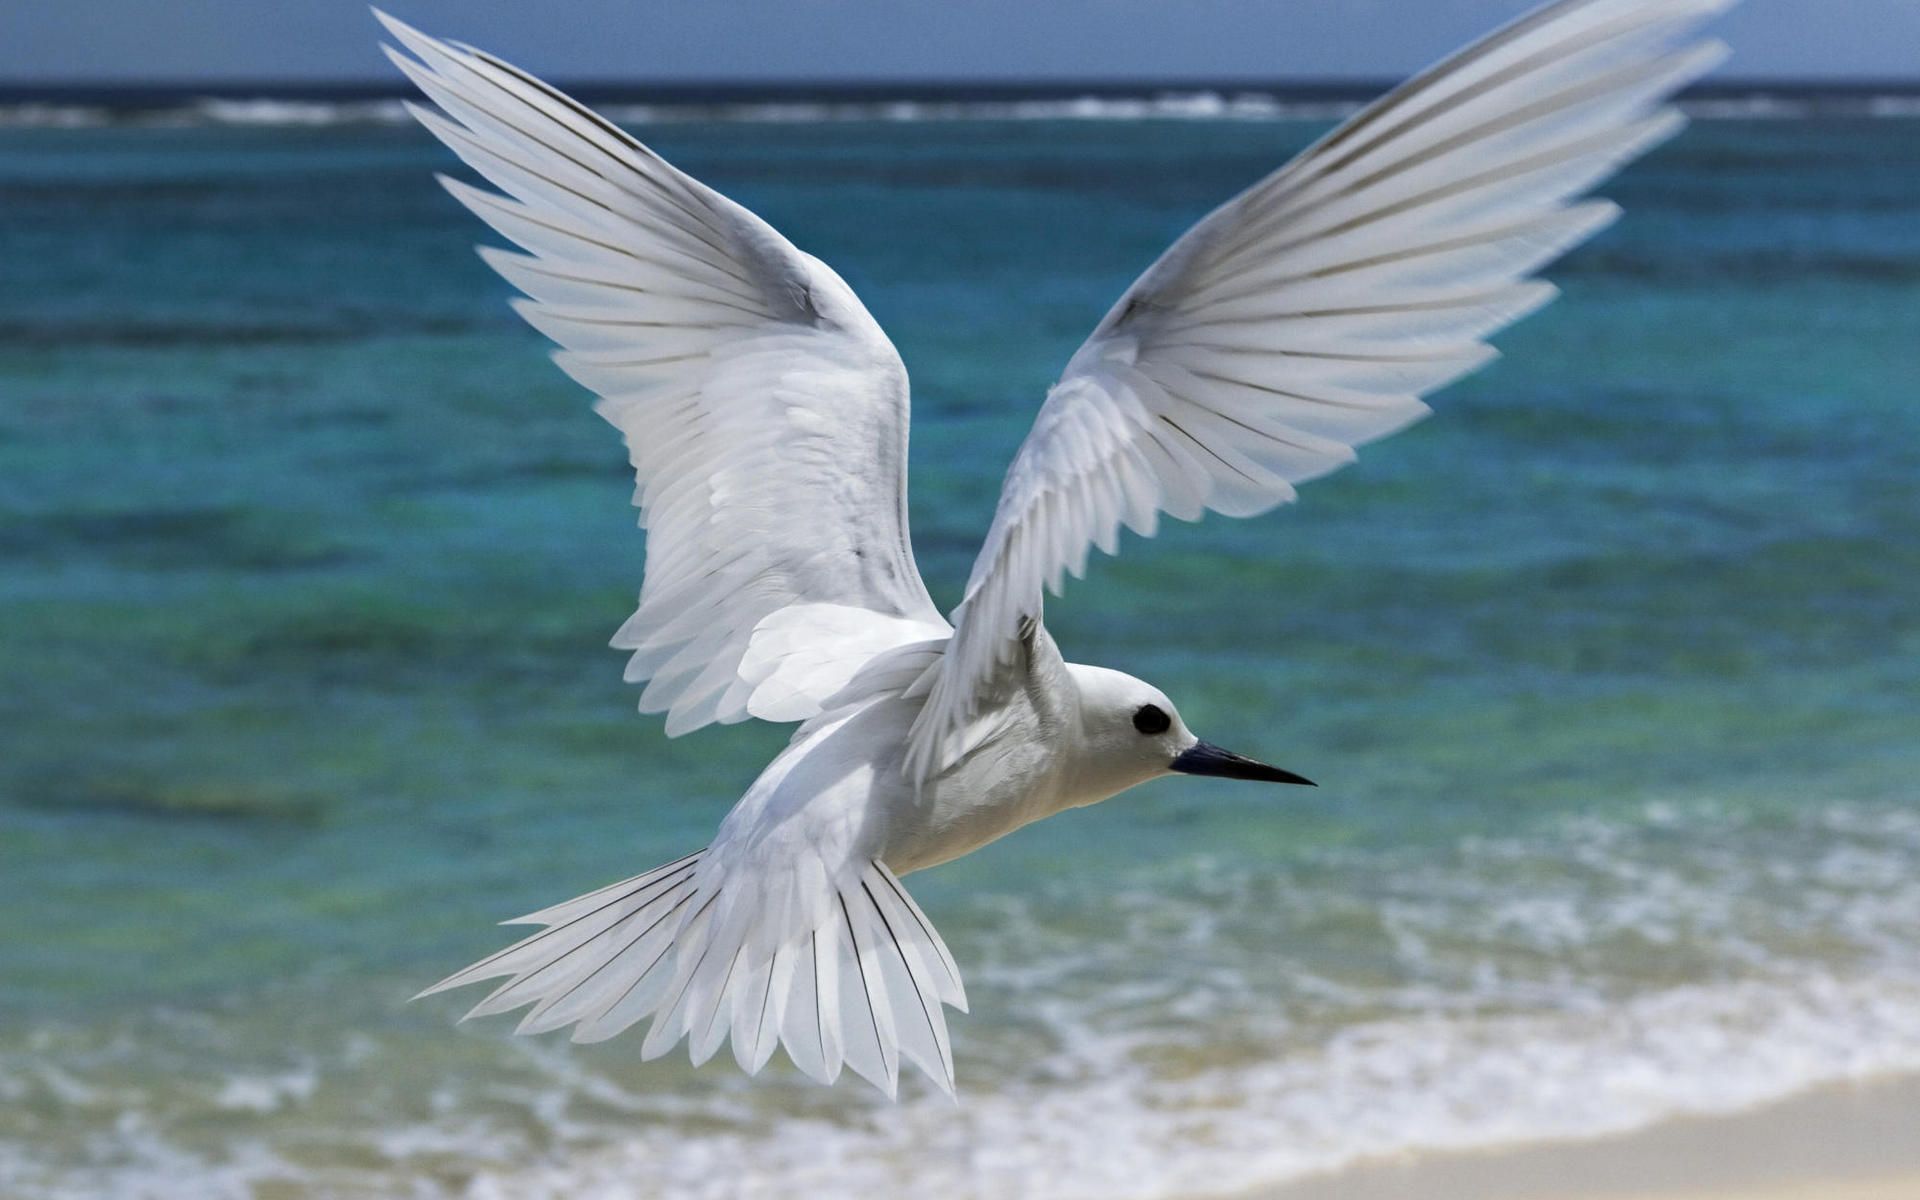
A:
<box><xmin>1259</xmin><ymin>1073</ymin><xmax>1920</xmax><ymax>1200</ymax></box>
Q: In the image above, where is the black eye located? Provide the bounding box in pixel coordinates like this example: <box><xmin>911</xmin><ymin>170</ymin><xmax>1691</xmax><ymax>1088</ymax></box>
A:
<box><xmin>1132</xmin><ymin>704</ymin><xmax>1170</xmax><ymax>735</ymax></box>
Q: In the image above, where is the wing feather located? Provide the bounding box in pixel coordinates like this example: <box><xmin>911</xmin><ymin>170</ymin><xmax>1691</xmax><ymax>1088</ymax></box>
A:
<box><xmin>908</xmin><ymin>0</ymin><xmax>1733</xmax><ymax>777</ymax></box>
<box><xmin>381</xmin><ymin>12</ymin><xmax>948</xmax><ymax>735</ymax></box>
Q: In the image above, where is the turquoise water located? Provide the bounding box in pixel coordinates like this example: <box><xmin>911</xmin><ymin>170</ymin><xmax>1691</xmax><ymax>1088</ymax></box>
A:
<box><xmin>2</xmin><ymin>112</ymin><xmax>1918</xmax><ymax>1197</ymax></box>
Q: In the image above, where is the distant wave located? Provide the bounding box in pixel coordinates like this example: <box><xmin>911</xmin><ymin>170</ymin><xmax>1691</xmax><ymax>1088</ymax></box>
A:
<box><xmin>0</xmin><ymin>97</ymin><xmax>415</xmax><ymax>129</ymax></box>
<box><xmin>4</xmin><ymin>88</ymin><xmax>1919</xmax><ymax>128</ymax></box>
<box><xmin>0</xmin><ymin>93</ymin><xmax>1353</xmax><ymax>128</ymax></box>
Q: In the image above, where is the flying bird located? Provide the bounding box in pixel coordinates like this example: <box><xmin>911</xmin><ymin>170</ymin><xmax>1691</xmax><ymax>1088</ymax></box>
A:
<box><xmin>384</xmin><ymin>0</ymin><xmax>1732</xmax><ymax>1097</ymax></box>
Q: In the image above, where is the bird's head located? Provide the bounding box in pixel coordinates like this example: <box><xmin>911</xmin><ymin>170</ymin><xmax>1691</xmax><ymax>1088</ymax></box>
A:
<box><xmin>1061</xmin><ymin>664</ymin><xmax>1314</xmax><ymax>805</ymax></box>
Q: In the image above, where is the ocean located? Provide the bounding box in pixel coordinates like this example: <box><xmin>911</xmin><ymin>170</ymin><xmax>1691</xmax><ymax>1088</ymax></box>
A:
<box><xmin>1</xmin><ymin>87</ymin><xmax>1918</xmax><ymax>1198</ymax></box>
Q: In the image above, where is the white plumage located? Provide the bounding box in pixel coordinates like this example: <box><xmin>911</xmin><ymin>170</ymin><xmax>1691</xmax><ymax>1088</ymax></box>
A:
<box><xmin>380</xmin><ymin>20</ymin><xmax>946</xmax><ymax>738</ymax></box>
<box><xmin>386</xmin><ymin>0</ymin><xmax>1734</xmax><ymax>1097</ymax></box>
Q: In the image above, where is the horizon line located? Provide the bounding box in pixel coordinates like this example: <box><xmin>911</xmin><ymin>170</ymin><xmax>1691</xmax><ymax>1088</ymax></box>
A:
<box><xmin>5</xmin><ymin>74</ymin><xmax>1918</xmax><ymax>97</ymax></box>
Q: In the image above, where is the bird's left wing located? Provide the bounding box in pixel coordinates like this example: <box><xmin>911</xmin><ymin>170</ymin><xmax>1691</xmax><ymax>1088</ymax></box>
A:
<box><xmin>379</xmin><ymin>13</ymin><xmax>948</xmax><ymax>735</ymax></box>
<box><xmin>908</xmin><ymin>0</ymin><xmax>1731</xmax><ymax>778</ymax></box>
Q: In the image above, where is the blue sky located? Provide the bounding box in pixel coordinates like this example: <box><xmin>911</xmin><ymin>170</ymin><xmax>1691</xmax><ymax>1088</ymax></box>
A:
<box><xmin>5</xmin><ymin>0</ymin><xmax>1916</xmax><ymax>82</ymax></box>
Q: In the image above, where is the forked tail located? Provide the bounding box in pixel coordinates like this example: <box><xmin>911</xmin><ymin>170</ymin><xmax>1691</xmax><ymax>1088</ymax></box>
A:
<box><xmin>415</xmin><ymin>851</ymin><xmax>968</xmax><ymax>1097</ymax></box>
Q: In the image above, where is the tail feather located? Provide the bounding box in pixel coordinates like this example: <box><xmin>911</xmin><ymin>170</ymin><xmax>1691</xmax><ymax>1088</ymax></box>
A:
<box><xmin>416</xmin><ymin>852</ymin><xmax>965</xmax><ymax>1096</ymax></box>
<box><xmin>858</xmin><ymin>874</ymin><xmax>952</xmax><ymax>1085</ymax></box>
<box><xmin>727</xmin><ymin>949</ymin><xmax>782</xmax><ymax>1074</ymax></box>
<box><xmin>837</xmin><ymin>896</ymin><xmax>899</xmax><ymax>1094</ymax></box>
<box><xmin>565</xmin><ymin>903</ymin><xmax>689</xmax><ymax>1043</ymax></box>
<box><xmin>414</xmin><ymin>855</ymin><xmax>699</xmax><ymax>1002</ymax></box>
<box><xmin>503</xmin><ymin>850</ymin><xmax>702</xmax><ymax>926</ymax></box>
<box><xmin>520</xmin><ymin>882</ymin><xmax>695</xmax><ymax>1036</ymax></box>
<box><xmin>778</xmin><ymin>931</ymin><xmax>838</xmax><ymax>1084</ymax></box>
<box><xmin>867</xmin><ymin>863</ymin><xmax>968</xmax><ymax>1011</ymax></box>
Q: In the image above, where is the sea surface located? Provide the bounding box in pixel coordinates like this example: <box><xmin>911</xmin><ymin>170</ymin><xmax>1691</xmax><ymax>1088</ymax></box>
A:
<box><xmin>1</xmin><ymin>93</ymin><xmax>1918</xmax><ymax>1199</ymax></box>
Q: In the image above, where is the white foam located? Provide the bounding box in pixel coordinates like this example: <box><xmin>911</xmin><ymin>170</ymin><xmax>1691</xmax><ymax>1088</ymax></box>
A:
<box><xmin>0</xmin><ymin>104</ymin><xmax>110</xmax><ymax>129</ymax></box>
<box><xmin>430</xmin><ymin>973</ymin><xmax>1920</xmax><ymax>1200</ymax></box>
<box><xmin>1868</xmin><ymin>95</ymin><xmax>1920</xmax><ymax>117</ymax></box>
<box><xmin>211</xmin><ymin>1066</ymin><xmax>318</xmax><ymax>1114</ymax></box>
<box><xmin>185</xmin><ymin>98</ymin><xmax>413</xmax><ymax>127</ymax></box>
<box><xmin>9</xmin><ymin>971</ymin><xmax>1920</xmax><ymax>1199</ymax></box>
<box><xmin>1680</xmin><ymin>95</ymin><xmax>1813</xmax><ymax>119</ymax></box>
<box><xmin>445</xmin><ymin>798</ymin><xmax>1920</xmax><ymax>1198</ymax></box>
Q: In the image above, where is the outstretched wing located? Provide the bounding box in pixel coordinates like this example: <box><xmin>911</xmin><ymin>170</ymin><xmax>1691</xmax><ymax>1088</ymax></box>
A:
<box><xmin>907</xmin><ymin>0</ymin><xmax>1732</xmax><ymax>777</ymax></box>
<box><xmin>380</xmin><ymin>13</ymin><xmax>948</xmax><ymax>736</ymax></box>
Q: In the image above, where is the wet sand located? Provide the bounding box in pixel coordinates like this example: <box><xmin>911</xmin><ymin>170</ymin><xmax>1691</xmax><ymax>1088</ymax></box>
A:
<box><xmin>1256</xmin><ymin>1073</ymin><xmax>1920</xmax><ymax>1200</ymax></box>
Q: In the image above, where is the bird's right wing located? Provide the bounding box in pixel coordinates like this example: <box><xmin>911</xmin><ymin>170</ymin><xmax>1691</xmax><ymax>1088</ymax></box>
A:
<box><xmin>908</xmin><ymin>0</ymin><xmax>1732</xmax><ymax>778</ymax></box>
<box><xmin>380</xmin><ymin>14</ymin><xmax>948</xmax><ymax>736</ymax></box>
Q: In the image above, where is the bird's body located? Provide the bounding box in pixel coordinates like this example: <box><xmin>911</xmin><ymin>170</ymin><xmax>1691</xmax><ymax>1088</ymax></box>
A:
<box><xmin>775</xmin><ymin>631</ymin><xmax>1168</xmax><ymax>877</ymax></box>
<box><xmin>382</xmin><ymin>0</ymin><xmax>1736</xmax><ymax>1097</ymax></box>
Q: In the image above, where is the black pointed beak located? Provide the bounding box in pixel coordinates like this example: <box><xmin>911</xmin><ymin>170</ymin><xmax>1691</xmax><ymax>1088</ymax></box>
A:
<box><xmin>1170</xmin><ymin>741</ymin><xmax>1315</xmax><ymax>786</ymax></box>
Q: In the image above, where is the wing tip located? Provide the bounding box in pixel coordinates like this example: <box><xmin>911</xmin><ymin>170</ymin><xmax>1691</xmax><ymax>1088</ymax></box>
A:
<box><xmin>376</xmin><ymin>40</ymin><xmax>417</xmax><ymax>77</ymax></box>
<box><xmin>410</xmin><ymin>970</ymin><xmax>472</xmax><ymax>1003</ymax></box>
<box><xmin>397</xmin><ymin>96</ymin><xmax>439</xmax><ymax>131</ymax></box>
<box><xmin>1555</xmin><ymin>197</ymin><xmax>1624</xmax><ymax>245</ymax></box>
<box><xmin>1690</xmin><ymin>36</ymin><xmax>1736</xmax><ymax>72</ymax></box>
<box><xmin>433</xmin><ymin>171</ymin><xmax>504</xmax><ymax>214</ymax></box>
<box><xmin>371</xmin><ymin>8</ymin><xmax>435</xmax><ymax>56</ymax></box>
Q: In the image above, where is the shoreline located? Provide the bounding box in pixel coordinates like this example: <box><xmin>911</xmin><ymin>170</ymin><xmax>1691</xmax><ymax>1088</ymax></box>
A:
<box><xmin>1250</xmin><ymin>1072</ymin><xmax>1920</xmax><ymax>1200</ymax></box>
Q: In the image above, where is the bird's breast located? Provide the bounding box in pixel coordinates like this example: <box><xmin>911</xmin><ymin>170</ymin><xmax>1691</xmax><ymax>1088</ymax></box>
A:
<box><xmin>879</xmin><ymin>723</ymin><xmax>1068</xmax><ymax>875</ymax></box>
